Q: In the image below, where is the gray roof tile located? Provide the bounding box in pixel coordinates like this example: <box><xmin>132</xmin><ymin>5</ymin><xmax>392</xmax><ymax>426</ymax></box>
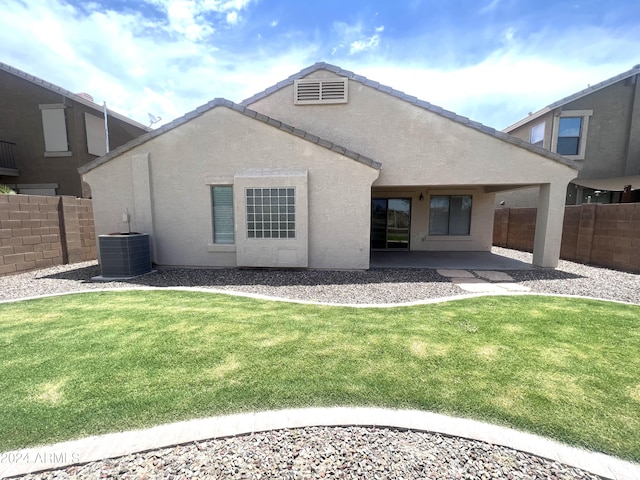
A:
<box><xmin>79</xmin><ymin>98</ymin><xmax>380</xmax><ymax>175</ymax></box>
<box><xmin>504</xmin><ymin>64</ymin><xmax>640</xmax><ymax>132</ymax></box>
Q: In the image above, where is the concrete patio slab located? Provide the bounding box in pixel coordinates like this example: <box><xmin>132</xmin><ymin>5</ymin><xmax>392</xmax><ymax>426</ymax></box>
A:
<box><xmin>474</xmin><ymin>270</ymin><xmax>515</xmax><ymax>282</ymax></box>
<box><xmin>436</xmin><ymin>269</ymin><xmax>475</xmax><ymax>278</ymax></box>
<box><xmin>450</xmin><ymin>278</ymin><xmax>507</xmax><ymax>293</ymax></box>
<box><xmin>370</xmin><ymin>251</ymin><xmax>534</xmax><ymax>270</ymax></box>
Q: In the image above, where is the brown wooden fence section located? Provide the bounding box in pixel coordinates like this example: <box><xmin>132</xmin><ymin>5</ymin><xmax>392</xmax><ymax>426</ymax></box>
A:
<box><xmin>494</xmin><ymin>203</ymin><xmax>640</xmax><ymax>273</ymax></box>
<box><xmin>0</xmin><ymin>194</ymin><xmax>96</xmax><ymax>276</ymax></box>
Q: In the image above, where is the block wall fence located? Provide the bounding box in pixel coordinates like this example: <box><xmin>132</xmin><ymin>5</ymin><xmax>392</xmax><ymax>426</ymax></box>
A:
<box><xmin>494</xmin><ymin>203</ymin><xmax>640</xmax><ymax>273</ymax></box>
<box><xmin>0</xmin><ymin>194</ymin><xmax>96</xmax><ymax>276</ymax></box>
<box><xmin>2</xmin><ymin>195</ymin><xmax>638</xmax><ymax>275</ymax></box>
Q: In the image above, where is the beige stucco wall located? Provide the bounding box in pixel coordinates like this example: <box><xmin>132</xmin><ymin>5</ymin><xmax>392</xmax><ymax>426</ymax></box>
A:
<box><xmin>84</xmin><ymin>106</ymin><xmax>379</xmax><ymax>269</ymax></box>
<box><xmin>248</xmin><ymin>70</ymin><xmax>577</xmax><ymax>254</ymax></box>
<box><xmin>372</xmin><ymin>187</ymin><xmax>494</xmax><ymax>251</ymax></box>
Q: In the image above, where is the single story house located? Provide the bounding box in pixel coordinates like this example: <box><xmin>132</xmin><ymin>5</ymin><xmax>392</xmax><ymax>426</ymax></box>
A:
<box><xmin>80</xmin><ymin>63</ymin><xmax>579</xmax><ymax>270</ymax></box>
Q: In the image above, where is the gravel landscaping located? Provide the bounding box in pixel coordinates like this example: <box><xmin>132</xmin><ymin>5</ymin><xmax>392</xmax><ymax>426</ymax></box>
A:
<box><xmin>0</xmin><ymin>247</ymin><xmax>638</xmax><ymax>305</ymax></box>
<box><xmin>3</xmin><ymin>247</ymin><xmax>638</xmax><ymax>479</ymax></box>
<box><xmin>17</xmin><ymin>427</ymin><xmax>601</xmax><ymax>480</ymax></box>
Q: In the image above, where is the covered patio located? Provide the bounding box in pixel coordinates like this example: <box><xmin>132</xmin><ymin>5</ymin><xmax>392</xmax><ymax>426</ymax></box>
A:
<box><xmin>370</xmin><ymin>250</ymin><xmax>534</xmax><ymax>270</ymax></box>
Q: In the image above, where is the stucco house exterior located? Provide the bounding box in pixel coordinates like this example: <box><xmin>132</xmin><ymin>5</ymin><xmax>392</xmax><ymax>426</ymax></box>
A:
<box><xmin>0</xmin><ymin>62</ymin><xmax>149</xmax><ymax>197</ymax></box>
<box><xmin>499</xmin><ymin>64</ymin><xmax>640</xmax><ymax>207</ymax></box>
<box><xmin>80</xmin><ymin>63</ymin><xmax>579</xmax><ymax>270</ymax></box>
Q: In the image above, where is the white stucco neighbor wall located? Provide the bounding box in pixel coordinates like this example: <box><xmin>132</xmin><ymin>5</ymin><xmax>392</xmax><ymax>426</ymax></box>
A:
<box><xmin>83</xmin><ymin>106</ymin><xmax>379</xmax><ymax>270</ymax></box>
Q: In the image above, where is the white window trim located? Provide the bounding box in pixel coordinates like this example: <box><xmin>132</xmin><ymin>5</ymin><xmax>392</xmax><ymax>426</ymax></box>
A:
<box><xmin>530</xmin><ymin>121</ymin><xmax>545</xmax><ymax>147</ymax></box>
<box><xmin>550</xmin><ymin>109</ymin><xmax>593</xmax><ymax>160</ymax></box>
<box><xmin>39</xmin><ymin>104</ymin><xmax>71</xmax><ymax>156</ymax></box>
<box><xmin>294</xmin><ymin>78</ymin><xmax>348</xmax><ymax>105</ymax></box>
<box><xmin>208</xmin><ymin>183</ymin><xmax>236</xmax><ymax>251</ymax></box>
<box><xmin>85</xmin><ymin>112</ymin><xmax>107</xmax><ymax>156</ymax></box>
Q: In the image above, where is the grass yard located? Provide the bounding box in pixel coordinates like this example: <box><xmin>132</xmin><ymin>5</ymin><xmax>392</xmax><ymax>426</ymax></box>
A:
<box><xmin>0</xmin><ymin>291</ymin><xmax>639</xmax><ymax>461</ymax></box>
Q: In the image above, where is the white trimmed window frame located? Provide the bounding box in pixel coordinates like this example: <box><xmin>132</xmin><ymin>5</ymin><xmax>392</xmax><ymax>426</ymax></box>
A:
<box><xmin>529</xmin><ymin>121</ymin><xmax>545</xmax><ymax>147</ymax></box>
<box><xmin>294</xmin><ymin>78</ymin><xmax>348</xmax><ymax>105</ymax></box>
<box><xmin>207</xmin><ymin>179</ymin><xmax>237</xmax><ymax>253</ymax></box>
<box><xmin>39</xmin><ymin>104</ymin><xmax>72</xmax><ymax>157</ymax></box>
<box><xmin>550</xmin><ymin>109</ymin><xmax>593</xmax><ymax>160</ymax></box>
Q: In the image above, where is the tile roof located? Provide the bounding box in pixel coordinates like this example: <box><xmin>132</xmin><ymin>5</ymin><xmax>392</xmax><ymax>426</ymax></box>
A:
<box><xmin>0</xmin><ymin>62</ymin><xmax>150</xmax><ymax>132</ymax></box>
<box><xmin>79</xmin><ymin>99</ymin><xmax>381</xmax><ymax>175</ymax></box>
<box><xmin>503</xmin><ymin>64</ymin><xmax>640</xmax><ymax>133</ymax></box>
<box><xmin>241</xmin><ymin>62</ymin><xmax>579</xmax><ymax>170</ymax></box>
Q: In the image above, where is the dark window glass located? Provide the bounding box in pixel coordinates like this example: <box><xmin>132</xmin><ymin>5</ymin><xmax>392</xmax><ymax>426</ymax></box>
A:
<box><xmin>428</xmin><ymin>195</ymin><xmax>472</xmax><ymax>235</ymax></box>
<box><xmin>557</xmin><ymin>117</ymin><xmax>582</xmax><ymax>155</ymax></box>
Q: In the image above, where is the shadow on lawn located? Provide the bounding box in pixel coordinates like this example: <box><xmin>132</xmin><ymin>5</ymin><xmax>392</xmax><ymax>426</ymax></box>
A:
<box><xmin>39</xmin><ymin>264</ymin><xmax>585</xmax><ymax>288</ymax></box>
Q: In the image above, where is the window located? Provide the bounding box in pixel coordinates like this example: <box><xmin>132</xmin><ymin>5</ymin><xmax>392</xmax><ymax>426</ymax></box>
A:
<box><xmin>530</xmin><ymin>122</ymin><xmax>545</xmax><ymax>147</ymax></box>
<box><xmin>557</xmin><ymin>117</ymin><xmax>582</xmax><ymax>155</ymax></box>
<box><xmin>551</xmin><ymin>110</ymin><xmax>592</xmax><ymax>159</ymax></box>
<box><xmin>40</xmin><ymin>104</ymin><xmax>70</xmax><ymax>156</ymax></box>
<box><xmin>294</xmin><ymin>78</ymin><xmax>348</xmax><ymax>104</ymax></box>
<box><xmin>85</xmin><ymin>113</ymin><xmax>107</xmax><ymax>156</ymax></box>
<box><xmin>246</xmin><ymin>187</ymin><xmax>295</xmax><ymax>239</ymax></box>
<box><xmin>211</xmin><ymin>186</ymin><xmax>234</xmax><ymax>244</ymax></box>
<box><xmin>429</xmin><ymin>195</ymin><xmax>472</xmax><ymax>235</ymax></box>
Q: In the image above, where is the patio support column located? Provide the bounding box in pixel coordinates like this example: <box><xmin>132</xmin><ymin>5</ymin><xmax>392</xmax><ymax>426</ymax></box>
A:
<box><xmin>532</xmin><ymin>182</ymin><xmax>566</xmax><ymax>268</ymax></box>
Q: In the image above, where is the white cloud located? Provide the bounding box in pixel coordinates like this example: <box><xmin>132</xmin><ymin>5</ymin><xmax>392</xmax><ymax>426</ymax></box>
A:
<box><xmin>0</xmin><ymin>0</ymin><xmax>636</xmax><ymax>132</ymax></box>
<box><xmin>479</xmin><ymin>0</ymin><xmax>502</xmax><ymax>14</ymax></box>
<box><xmin>226</xmin><ymin>11</ymin><xmax>239</xmax><ymax>25</ymax></box>
<box><xmin>333</xmin><ymin>22</ymin><xmax>384</xmax><ymax>55</ymax></box>
<box><xmin>349</xmin><ymin>34</ymin><xmax>381</xmax><ymax>54</ymax></box>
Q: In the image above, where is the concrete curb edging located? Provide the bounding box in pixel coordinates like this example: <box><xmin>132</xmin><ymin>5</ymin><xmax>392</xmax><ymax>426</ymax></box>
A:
<box><xmin>1</xmin><ymin>286</ymin><xmax>638</xmax><ymax>308</ymax></box>
<box><xmin>1</xmin><ymin>407</ymin><xmax>639</xmax><ymax>479</ymax></box>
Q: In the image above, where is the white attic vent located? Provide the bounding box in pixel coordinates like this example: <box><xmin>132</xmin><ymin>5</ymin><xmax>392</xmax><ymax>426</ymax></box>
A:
<box><xmin>294</xmin><ymin>78</ymin><xmax>348</xmax><ymax>105</ymax></box>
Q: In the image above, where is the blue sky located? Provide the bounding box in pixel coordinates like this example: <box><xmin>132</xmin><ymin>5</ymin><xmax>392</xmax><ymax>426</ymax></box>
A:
<box><xmin>2</xmin><ymin>0</ymin><xmax>639</xmax><ymax>129</ymax></box>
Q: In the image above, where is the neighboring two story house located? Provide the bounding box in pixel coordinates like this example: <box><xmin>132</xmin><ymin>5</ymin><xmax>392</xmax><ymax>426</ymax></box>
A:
<box><xmin>500</xmin><ymin>64</ymin><xmax>640</xmax><ymax>206</ymax></box>
<box><xmin>0</xmin><ymin>62</ymin><xmax>149</xmax><ymax>197</ymax></box>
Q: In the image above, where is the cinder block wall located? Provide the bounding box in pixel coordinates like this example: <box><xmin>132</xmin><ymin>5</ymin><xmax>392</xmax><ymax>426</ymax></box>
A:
<box><xmin>0</xmin><ymin>194</ymin><xmax>97</xmax><ymax>276</ymax></box>
<box><xmin>494</xmin><ymin>204</ymin><xmax>640</xmax><ymax>273</ymax></box>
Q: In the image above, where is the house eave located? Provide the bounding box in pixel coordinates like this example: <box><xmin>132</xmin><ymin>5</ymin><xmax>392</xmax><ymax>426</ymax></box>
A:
<box><xmin>79</xmin><ymin>99</ymin><xmax>380</xmax><ymax>176</ymax></box>
<box><xmin>503</xmin><ymin>64</ymin><xmax>640</xmax><ymax>133</ymax></box>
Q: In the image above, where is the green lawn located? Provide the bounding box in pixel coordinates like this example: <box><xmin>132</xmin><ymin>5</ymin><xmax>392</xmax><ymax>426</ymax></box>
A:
<box><xmin>0</xmin><ymin>291</ymin><xmax>639</xmax><ymax>461</ymax></box>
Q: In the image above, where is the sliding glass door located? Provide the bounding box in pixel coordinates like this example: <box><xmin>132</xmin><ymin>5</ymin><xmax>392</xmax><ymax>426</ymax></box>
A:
<box><xmin>371</xmin><ymin>198</ymin><xmax>411</xmax><ymax>249</ymax></box>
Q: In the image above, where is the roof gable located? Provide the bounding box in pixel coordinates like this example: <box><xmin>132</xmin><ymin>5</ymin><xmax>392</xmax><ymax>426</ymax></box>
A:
<box><xmin>504</xmin><ymin>64</ymin><xmax>640</xmax><ymax>132</ymax></box>
<box><xmin>242</xmin><ymin>62</ymin><xmax>579</xmax><ymax>170</ymax></box>
<box><xmin>79</xmin><ymin>98</ymin><xmax>380</xmax><ymax>175</ymax></box>
<box><xmin>0</xmin><ymin>62</ymin><xmax>150</xmax><ymax>132</ymax></box>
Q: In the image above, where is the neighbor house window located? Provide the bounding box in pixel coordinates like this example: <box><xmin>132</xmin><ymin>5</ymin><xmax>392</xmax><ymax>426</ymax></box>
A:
<box><xmin>39</xmin><ymin>104</ymin><xmax>71</xmax><ymax>156</ymax></box>
<box><xmin>429</xmin><ymin>195</ymin><xmax>472</xmax><ymax>235</ymax></box>
<box><xmin>211</xmin><ymin>186</ymin><xmax>234</xmax><ymax>244</ymax></box>
<box><xmin>530</xmin><ymin>122</ymin><xmax>545</xmax><ymax>147</ymax></box>
<box><xmin>85</xmin><ymin>113</ymin><xmax>107</xmax><ymax>156</ymax></box>
<box><xmin>246</xmin><ymin>187</ymin><xmax>295</xmax><ymax>239</ymax></box>
<box><xmin>557</xmin><ymin>117</ymin><xmax>582</xmax><ymax>155</ymax></box>
<box><xmin>551</xmin><ymin>110</ymin><xmax>592</xmax><ymax>159</ymax></box>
